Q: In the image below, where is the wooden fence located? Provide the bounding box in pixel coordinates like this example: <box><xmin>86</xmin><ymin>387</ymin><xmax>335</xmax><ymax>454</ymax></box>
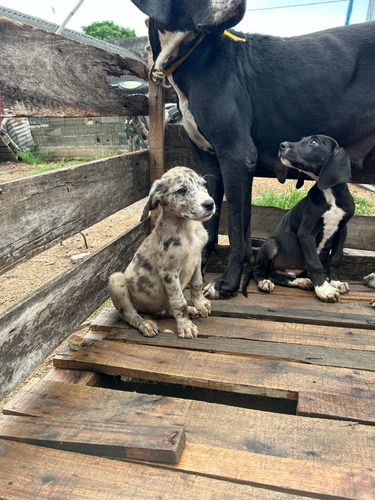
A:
<box><xmin>0</xmin><ymin>15</ymin><xmax>374</xmax><ymax>400</ymax></box>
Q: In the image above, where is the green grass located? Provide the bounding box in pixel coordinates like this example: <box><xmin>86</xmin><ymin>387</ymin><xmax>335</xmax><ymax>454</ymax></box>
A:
<box><xmin>17</xmin><ymin>149</ymin><xmax>120</xmax><ymax>175</ymax></box>
<box><xmin>253</xmin><ymin>187</ymin><xmax>309</xmax><ymax>210</ymax></box>
<box><xmin>253</xmin><ymin>187</ymin><xmax>374</xmax><ymax>215</ymax></box>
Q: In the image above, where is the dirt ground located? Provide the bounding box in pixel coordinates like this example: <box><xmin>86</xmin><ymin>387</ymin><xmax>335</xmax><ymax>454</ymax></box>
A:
<box><xmin>1</xmin><ymin>159</ymin><xmax>374</xmax><ymax>408</ymax></box>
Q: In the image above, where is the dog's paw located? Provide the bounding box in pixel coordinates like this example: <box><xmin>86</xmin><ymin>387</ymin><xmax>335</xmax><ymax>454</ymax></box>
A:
<box><xmin>314</xmin><ymin>281</ymin><xmax>340</xmax><ymax>303</ymax></box>
<box><xmin>191</xmin><ymin>298</ymin><xmax>212</xmax><ymax>318</ymax></box>
<box><xmin>290</xmin><ymin>277</ymin><xmax>314</xmax><ymax>290</ymax></box>
<box><xmin>330</xmin><ymin>280</ymin><xmax>349</xmax><ymax>294</ymax></box>
<box><xmin>203</xmin><ymin>281</ymin><xmax>221</xmax><ymax>299</ymax></box>
<box><xmin>370</xmin><ymin>299</ymin><xmax>375</xmax><ymax>308</ymax></box>
<box><xmin>363</xmin><ymin>272</ymin><xmax>375</xmax><ymax>289</ymax></box>
<box><xmin>258</xmin><ymin>279</ymin><xmax>274</xmax><ymax>293</ymax></box>
<box><xmin>139</xmin><ymin>320</ymin><xmax>159</xmax><ymax>337</ymax></box>
<box><xmin>178</xmin><ymin>320</ymin><xmax>199</xmax><ymax>339</ymax></box>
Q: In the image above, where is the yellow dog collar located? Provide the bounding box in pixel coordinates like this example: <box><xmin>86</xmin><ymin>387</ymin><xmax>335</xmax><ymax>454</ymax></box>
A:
<box><xmin>223</xmin><ymin>30</ymin><xmax>246</xmax><ymax>42</ymax></box>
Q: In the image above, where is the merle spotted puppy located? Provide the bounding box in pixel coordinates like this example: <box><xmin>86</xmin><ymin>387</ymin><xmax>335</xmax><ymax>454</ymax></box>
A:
<box><xmin>243</xmin><ymin>135</ymin><xmax>355</xmax><ymax>303</ymax></box>
<box><xmin>109</xmin><ymin>167</ymin><xmax>215</xmax><ymax>338</ymax></box>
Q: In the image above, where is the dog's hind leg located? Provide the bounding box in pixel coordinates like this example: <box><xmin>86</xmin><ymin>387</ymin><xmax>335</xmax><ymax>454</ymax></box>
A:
<box><xmin>108</xmin><ymin>273</ymin><xmax>158</xmax><ymax>337</ymax></box>
<box><xmin>253</xmin><ymin>238</ymin><xmax>279</xmax><ymax>293</ymax></box>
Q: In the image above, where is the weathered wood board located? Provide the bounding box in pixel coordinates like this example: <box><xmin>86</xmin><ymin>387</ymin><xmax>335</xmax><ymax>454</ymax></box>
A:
<box><xmin>219</xmin><ymin>204</ymin><xmax>375</xmax><ymax>252</ymax></box>
<box><xmin>0</xmin><ymin>16</ymin><xmax>148</xmax><ymax>118</ymax></box>
<box><xmin>0</xmin><ymin>151</ymin><xmax>149</xmax><ymax>274</ymax></box>
<box><xmin>1</xmin><ymin>439</ymin><xmax>299</xmax><ymax>500</ymax></box>
<box><xmin>53</xmin><ymin>340</ymin><xmax>375</xmax><ymax>402</ymax></box>
<box><xmin>0</xmin><ymin>220</ymin><xmax>149</xmax><ymax>401</ymax></box>
<box><xmin>3</xmin><ymin>379</ymin><xmax>375</xmax><ymax>498</ymax></box>
<box><xmin>0</xmin><ymin>415</ymin><xmax>185</xmax><ymax>464</ymax></box>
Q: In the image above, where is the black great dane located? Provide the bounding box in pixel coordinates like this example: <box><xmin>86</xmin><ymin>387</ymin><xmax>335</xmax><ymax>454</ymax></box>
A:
<box><xmin>130</xmin><ymin>0</ymin><xmax>375</xmax><ymax>299</ymax></box>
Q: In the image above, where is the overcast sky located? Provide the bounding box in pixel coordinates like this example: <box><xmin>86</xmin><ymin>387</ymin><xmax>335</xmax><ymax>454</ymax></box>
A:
<box><xmin>0</xmin><ymin>0</ymin><xmax>371</xmax><ymax>37</ymax></box>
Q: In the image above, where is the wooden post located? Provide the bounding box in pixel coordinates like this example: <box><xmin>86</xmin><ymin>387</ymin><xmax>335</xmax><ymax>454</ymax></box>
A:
<box><xmin>147</xmin><ymin>49</ymin><xmax>165</xmax><ymax>228</ymax></box>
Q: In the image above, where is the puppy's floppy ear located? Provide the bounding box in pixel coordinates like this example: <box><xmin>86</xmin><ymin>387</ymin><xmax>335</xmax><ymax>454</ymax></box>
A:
<box><xmin>140</xmin><ymin>179</ymin><xmax>161</xmax><ymax>221</ymax></box>
<box><xmin>274</xmin><ymin>164</ymin><xmax>289</xmax><ymax>184</ymax></box>
<box><xmin>317</xmin><ymin>147</ymin><xmax>351</xmax><ymax>190</ymax></box>
<box><xmin>296</xmin><ymin>172</ymin><xmax>306</xmax><ymax>189</ymax></box>
<box><xmin>131</xmin><ymin>0</ymin><xmax>171</xmax><ymax>23</ymax></box>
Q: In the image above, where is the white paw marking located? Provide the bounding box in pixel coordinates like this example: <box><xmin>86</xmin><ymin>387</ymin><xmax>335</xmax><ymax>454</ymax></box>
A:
<box><xmin>289</xmin><ymin>278</ymin><xmax>314</xmax><ymax>290</ymax></box>
<box><xmin>203</xmin><ymin>282</ymin><xmax>220</xmax><ymax>299</ymax></box>
<box><xmin>329</xmin><ymin>280</ymin><xmax>349</xmax><ymax>294</ymax></box>
<box><xmin>314</xmin><ymin>281</ymin><xmax>341</xmax><ymax>303</ymax></box>
<box><xmin>363</xmin><ymin>272</ymin><xmax>375</xmax><ymax>289</ymax></box>
<box><xmin>258</xmin><ymin>279</ymin><xmax>274</xmax><ymax>293</ymax></box>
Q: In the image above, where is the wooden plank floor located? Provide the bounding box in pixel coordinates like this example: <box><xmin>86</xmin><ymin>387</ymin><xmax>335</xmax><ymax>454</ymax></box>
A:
<box><xmin>1</xmin><ymin>277</ymin><xmax>375</xmax><ymax>499</ymax></box>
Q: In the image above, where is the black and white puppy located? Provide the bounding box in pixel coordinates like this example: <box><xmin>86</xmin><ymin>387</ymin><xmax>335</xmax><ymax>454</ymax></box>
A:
<box><xmin>243</xmin><ymin>135</ymin><xmax>355</xmax><ymax>303</ymax></box>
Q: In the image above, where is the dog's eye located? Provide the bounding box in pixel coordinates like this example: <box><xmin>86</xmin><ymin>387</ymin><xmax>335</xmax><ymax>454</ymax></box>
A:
<box><xmin>175</xmin><ymin>187</ymin><xmax>187</xmax><ymax>196</ymax></box>
<box><xmin>309</xmin><ymin>138</ymin><xmax>319</xmax><ymax>146</ymax></box>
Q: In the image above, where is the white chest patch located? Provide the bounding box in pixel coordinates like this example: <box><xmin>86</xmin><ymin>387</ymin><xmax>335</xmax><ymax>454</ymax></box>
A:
<box><xmin>169</xmin><ymin>75</ymin><xmax>213</xmax><ymax>152</ymax></box>
<box><xmin>317</xmin><ymin>188</ymin><xmax>346</xmax><ymax>253</ymax></box>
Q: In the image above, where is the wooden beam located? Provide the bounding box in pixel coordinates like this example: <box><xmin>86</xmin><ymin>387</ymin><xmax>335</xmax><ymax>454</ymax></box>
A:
<box><xmin>0</xmin><ymin>415</ymin><xmax>186</xmax><ymax>464</ymax></box>
<box><xmin>0</xmin><ymin>220</ymin><xmax>149</xmax><ymax>400</ymax></box>
<box><xmin>53</xmin><ymin>340</ymin><xmax>375</xmax><ymax>400</ymax></box>
<box><xmin>0</xmin><ymin>17</ymin><xmax>148</xmax><ymax>118</ymax></box>
<box><xmin>147</xmin><ymin>56</ymin><xmax>165</xmax><ymax>227</ymax></box>
<box><xmin>0</xmin><ymin>151</ymin><xmax>149</xmax><ymax>274</ymax></box>
<box><xmin>0</xmin><ymin>438</ymin><xmax>301</xmax><ymax>499</ymax></box>
<box><xmin>219</xmin><ymin>204</ymin><xmax>375</xmax><ymax>252</ymax></box>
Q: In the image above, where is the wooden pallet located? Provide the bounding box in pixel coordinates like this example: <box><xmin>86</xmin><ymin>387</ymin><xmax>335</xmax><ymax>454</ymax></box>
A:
<box><xmin>1</xmin><ymin>277</ymin><xmax>375</xmax><ymax>499</ymax></box>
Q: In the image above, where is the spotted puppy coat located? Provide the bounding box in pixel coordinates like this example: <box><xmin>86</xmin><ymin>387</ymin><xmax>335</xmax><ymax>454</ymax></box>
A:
<box><xmin>109</xmin><ymin>167</ymin><xmax>215</xmax><ymax>338</ymax></box>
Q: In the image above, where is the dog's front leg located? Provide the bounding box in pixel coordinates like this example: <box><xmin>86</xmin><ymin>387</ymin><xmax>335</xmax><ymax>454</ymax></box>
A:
<box><xmin>199</xmin><ymin>151</ymin><xmax>224</xmax><ymax>270</ymax></box>
<box><xmin>161</xmin><ymin>271</ymin><xmax>199</xmax><ymax>339</ymax></box>
<box><xmin>326</xmin><ymin>225</ymin><xmax>349</xmax><ymax>294</ymax></box>
<box><xmin>189</xmin><ymin>257</ymin><xmax>211</xmax><ymax>318</ymax></box>
<box><xmin>204</xmin><ymin>157</ymin><xmax>254</xmax><ymax>299</ymax></box>
<box><xmin>298</xmin><ymin>228</ymin><xmax>340</xmax><ymax>302</ymax></box>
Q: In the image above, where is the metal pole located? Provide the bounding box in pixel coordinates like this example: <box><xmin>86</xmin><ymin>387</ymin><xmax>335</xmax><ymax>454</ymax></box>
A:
<box><xmin>344</xmin><ymin>0</ymin><xmax>354</xmax><ymax>24</ymax></box>
<box><xmin>56</xmin><ymin>0</ymin><xmax>86</xmax><ymax>35</ymax></box>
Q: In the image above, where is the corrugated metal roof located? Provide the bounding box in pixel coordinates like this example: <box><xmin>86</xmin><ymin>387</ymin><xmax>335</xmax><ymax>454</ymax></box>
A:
<box><xmin>0</xmin><ymin>5</ymin><xmax>141</xmax><ymax>61</ymax></box>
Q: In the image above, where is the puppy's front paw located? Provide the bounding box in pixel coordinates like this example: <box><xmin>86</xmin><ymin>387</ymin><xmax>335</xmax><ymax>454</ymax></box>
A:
<box><xmin>139</xmin><ymin>320</ymin><xmax>159</xmax><ymax>337</ymax></box>
<box><xmin>370</xmin><ymin>299</ymin><xmax>375</xmax><ymax>308</ymax></box>
<box><xmin>314</xmin><ymin>281</ymin><xmax>340</xmax><ymax>303</ymax></box>
<box><xmin>330</xmin><ymin>280</ymin><xmax>349</xmax><ymax>294</ymax></box>
<box><xmin>192</xmin><ymin>298</ymin><xmax>211</xmax><ymax>318</ymax></box>
<box><xmin>178</xmin><ymin>319</ymin><xmax>199</xmax><ymax>339</ymax></box>
<box><xmin>363</xmin><ymin>272</ymin><xmax>375</xmax><ymax>289</ymax></box>
<box><xmin>258</xmin><ymin>279</ymin><xmax>274</xmax><ymax>293</ymax></box>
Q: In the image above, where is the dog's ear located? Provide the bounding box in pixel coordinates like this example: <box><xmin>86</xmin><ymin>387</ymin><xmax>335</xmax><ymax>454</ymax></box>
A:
<box><xmin>274</xmin><ymin>164</ymin><xmax>289</xmax><ymax>184</ymax></box>
<box><xmin>317</xmin><ymin>147</ymin><xmax>351</xmax><ymax>190</ymax></box>
<box><xmin>296</xmin><ymin>172</ymin><xmax>306</xmax><ymax>189</ymax></box>
<box><xmin>131</xmin><ymin>0</ymin><xmax>171</xmax><ymax>23</ymax></box>
<box><xmin>140</xmin><ymin>180</ymin><xmax>161</xmax><ymax>221</ymax></box>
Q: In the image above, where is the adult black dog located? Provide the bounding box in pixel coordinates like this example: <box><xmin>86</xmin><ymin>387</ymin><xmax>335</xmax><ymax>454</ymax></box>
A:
<box><xmin>242</xmin><ymin>135</ymin><xmax>355</xmax><ymax>302</ymax></box>
<box><xmin>131</xmin><ymin>0</ymin><xmax>375</xmax><ymax>299</ymax></box>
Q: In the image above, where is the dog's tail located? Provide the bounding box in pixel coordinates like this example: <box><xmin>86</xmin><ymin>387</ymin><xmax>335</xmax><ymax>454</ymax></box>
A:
<box><xmin>242</xmin><ymin>271</ymin><xmax>254</xmax><ymax>298</ymax></box>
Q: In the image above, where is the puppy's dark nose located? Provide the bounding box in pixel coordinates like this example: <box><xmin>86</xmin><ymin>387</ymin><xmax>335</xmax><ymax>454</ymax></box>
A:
<box><xmin>202</xmin><ymin>200</ymin><xmax>215</xmax><ymax>211</ymax></box>
<box><xmin>279</xmin><ymin>142</ymin><xmax>290</xmax><ymax>150</ymax></box>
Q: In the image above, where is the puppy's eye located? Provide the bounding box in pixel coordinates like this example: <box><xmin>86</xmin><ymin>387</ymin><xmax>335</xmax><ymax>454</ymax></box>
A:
<box><xmin>175</xmin><ymin>187</ymin><xmax>186</xmax><ymax>196</ymax></box>
<box><xmin>309</xmin><ymin>138</ymin><xmax>319</xmax><ymax>146</ymax></box>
